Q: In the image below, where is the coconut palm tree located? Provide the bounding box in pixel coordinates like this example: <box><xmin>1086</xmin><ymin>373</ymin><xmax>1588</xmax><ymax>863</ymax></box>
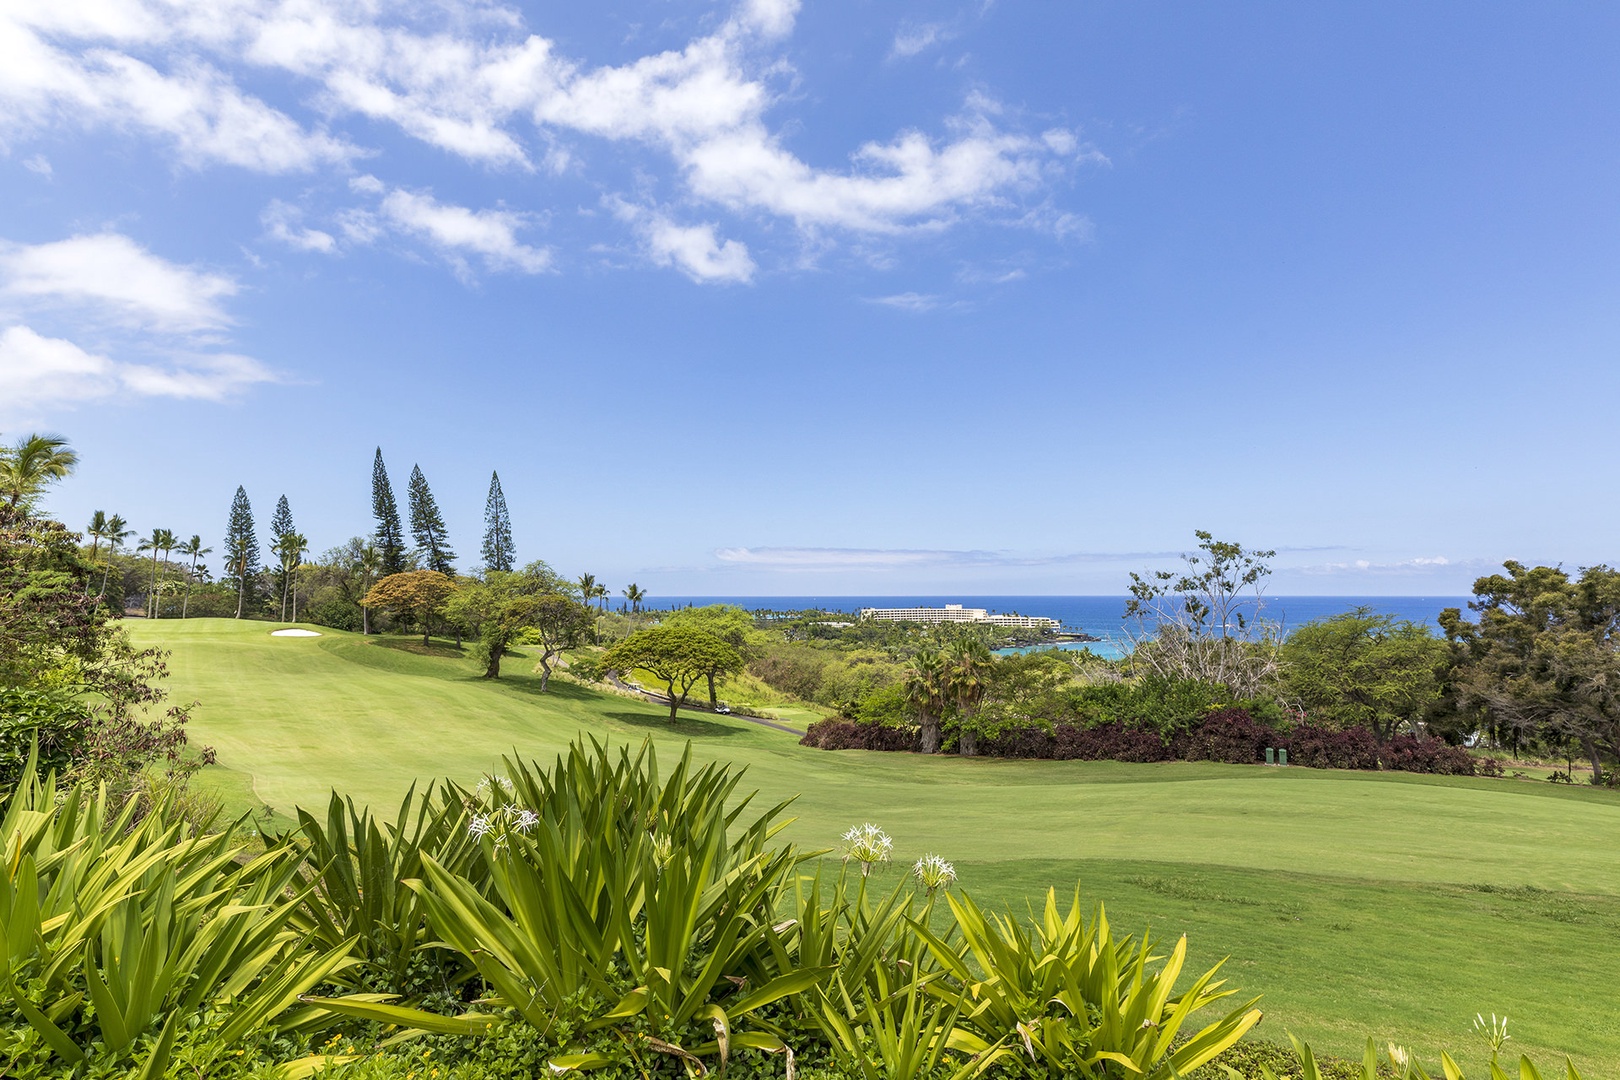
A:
<box><xmin>158</xmin><ymin>529</ymin><xmax>178</xmax><ymax>617</ymax></box>
<box><xmin>622</xmin><ymin>583</ymin><xmax>646</xmax><ymax>613</ymax></box>
<box><xmin>273</xmin><ymin>531</ymin><xmax>308</xmax><ymax>622</ymax></box>
<box><xmin>578</xmin><ymin>572</ymin><xmax>597</xmax><ymax>605</ymax></box>
<box><xmin>0</xmin><ymin>433</ymin><xmax>79</xmax><ymax>509</ymax></box>
<box><xmin>84</xmin><ymin>511</ymin><xmax>109</xmax><ymax>594</ymax></box>
<box><xmin>228</xmin><ymin>532</ymin><xmax>256</xmax><ymax>619</ymax></box>
<box><xmin>138</xmin><ymin>528</ymin><xmax>176</xmax><ymax>618</ymax></box>
<box><xmin>98</xmin><ymin>514</ymin><xmax>132</xmax><ymax>604</ymax></box>
<box><xmin>179</xmin><ymin>535</ymin><xmax>211</xmax><ymax>618</ymax></box>
<box><xmin>357</xmin><ymin>542</ymin><xmax>380</xmax><ymax>634</ymax></box>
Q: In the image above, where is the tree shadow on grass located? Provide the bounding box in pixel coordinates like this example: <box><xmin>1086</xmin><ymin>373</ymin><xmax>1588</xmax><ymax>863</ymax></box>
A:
<box><xmin>367</xmin><ymin>636</ymin><xmax>466</xmax><ymax>659</ymax></box>
<box><xmin>604</xmin><ymin>710</ymin><xmax>741</xmax><ymax>739</ymax></box>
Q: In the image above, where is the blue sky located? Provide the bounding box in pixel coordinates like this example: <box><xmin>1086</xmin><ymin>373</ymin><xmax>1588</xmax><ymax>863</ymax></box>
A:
<box><xmin>2</xmin><ymin>1</ymin><xmax>1616</xmax><ymax>596</ymax></box>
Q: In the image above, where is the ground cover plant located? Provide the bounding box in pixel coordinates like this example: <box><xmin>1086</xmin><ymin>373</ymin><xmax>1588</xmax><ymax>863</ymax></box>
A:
<box><xmin>0</xmin><ymin>734</ymin><xmax>1596</xmax><ymax>1079</ymax></box>
<box><xmin>104</xmin><ymin>619</ymin><xmax>1620</xmax><ymax>1073</ymax></box>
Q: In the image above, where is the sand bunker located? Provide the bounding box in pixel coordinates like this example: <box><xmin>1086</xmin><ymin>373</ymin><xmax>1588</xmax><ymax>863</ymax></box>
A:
<box><xmin>270</xmin><ymin>628</ymin><xmax>322</xmax><ymax>637</ymax></box>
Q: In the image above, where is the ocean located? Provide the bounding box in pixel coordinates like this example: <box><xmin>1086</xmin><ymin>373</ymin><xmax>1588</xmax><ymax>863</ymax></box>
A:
<box><xmin>637</xmin><ymin>595</ymin><xmax>1474</xmax><ymax>660</ymax></box>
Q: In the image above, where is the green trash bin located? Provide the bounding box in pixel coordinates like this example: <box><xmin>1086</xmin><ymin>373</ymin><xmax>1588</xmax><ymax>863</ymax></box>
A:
<box><xmin>1279</xmin><ymin>748</ymin><xmax>1289</xmax><ymax>767</ymax></box>
<box><xmin>1266</xmin><ymin>747</ymin><xmax>1276</xmax><ymax>765</ymax></box>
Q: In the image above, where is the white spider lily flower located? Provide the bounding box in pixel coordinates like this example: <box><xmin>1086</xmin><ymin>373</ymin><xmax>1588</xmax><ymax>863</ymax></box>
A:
<box><xmin>468</xmin><ymin>814</ymin><xmax>492</xmax><ymax>839</ymax></box>
<box><xmin>514</xmin><ymin>809</ymin><xmax>540</xmax><ymax>833</ymax></box>
<box><xmin>841</xmin><ymin>823</ymin><xmax>893</xmax><ymax>877</ymax></box>
<box><xmin>912</xmin><ymin>853</ymin><xmax>957</xmax><ymax>894</ymax></box>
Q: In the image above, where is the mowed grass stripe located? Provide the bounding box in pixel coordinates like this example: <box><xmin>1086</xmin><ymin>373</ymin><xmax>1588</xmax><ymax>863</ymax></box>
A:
<box><xmin>130</xmin><ymin>619</ymin><xmax>1620</xmax><ymax>1073</ymax></box>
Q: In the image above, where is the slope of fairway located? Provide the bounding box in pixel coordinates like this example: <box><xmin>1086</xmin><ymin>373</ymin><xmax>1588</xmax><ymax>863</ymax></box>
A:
<box><xmin>132</xmin><ymin>619</ymin><xmax>1620</xmax><ymax>1072</ymax></box>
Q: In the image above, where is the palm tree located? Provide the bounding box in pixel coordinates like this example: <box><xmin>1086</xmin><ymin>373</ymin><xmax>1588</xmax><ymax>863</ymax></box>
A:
<box><xmin>84</xmin><ymin>511</ymin><xmax>109</xmax><ymax>594</ymax></box>
<box><xmin>0</xmin><ymin>433</ymin><xmax>79</xmax><ymax>509</ymax></box>
<box><xmin>622</xmin><ymin>583</ymin><xmax>646</xmax><ymax>613</ymax></box>
<box><xmin>357</xmin><ymin>543</ymin><xmax>380</xmax><ymax>635</ymax></box>
<box><xmin>578</xmin><ymin>572</ymin><xmax>597</xmax><ymax>606</ymax></box>
<box><xmin>904</xmin><ymin>648</ymin><xmax>949</xmax><ymax>754</ymax></box>
<box><xmin>179</xmin><ymin>535</ymin><xmax>211</xmax><ymax>618</ymax></box>
<box><xmin>944</xmin><ymin>636</ymin><xmax>994</xmax><ymax>757</ymax></box>
<box><xmin>98</xmin><ymin>514</ymin><xmax>132</xmax><ymax>604</ymax></box>
<box><xmin>229</xmin><ymin>533</ymin><xmax>255</xmax><ymax>619</ymax></box>
<box><xmin>157</xmin><ymin>529</ymin><xmax>178</xmax><ymax>617</ymax></box>
<box><xmin>138</xmin><ymin>527</ymin><xmax>176</xmax><ymax>618</ymax></box>
<box><xmin>594</xmin><ymin>582</ymin><xmax>610</xmax><ymax>611</ymax></box>
<box><xmin>273</xmin><ymin>531</ymin><xmax>308</xmax><ymax>622</ymax></box>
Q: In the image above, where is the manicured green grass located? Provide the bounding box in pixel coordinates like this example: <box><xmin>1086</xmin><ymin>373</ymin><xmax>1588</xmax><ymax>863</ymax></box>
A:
<box><xmin>131</xmin><ymin>619</ymin><xmax>1620</xmax><ymax>1073</ymax></box>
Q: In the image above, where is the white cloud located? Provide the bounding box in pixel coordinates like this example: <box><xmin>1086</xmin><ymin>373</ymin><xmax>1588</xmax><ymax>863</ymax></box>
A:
<box><xmin>1296</xmin><ymin>555</ymin><xmax>1488</xmax><ymax>576</ymax></box>
<box><xmin>261</xmin><ymin>199</ymin><xmax>336</xmax><ymax>254</ymax></box>
<box><xmin>376</xmin><ymin>186</ymin><xmax>551</xmax><ymax>276</ymax></box>
<box><xmin>0</xmin><ymin>232</ymin><xmax>237</xmax><ymax>332</ymax></box>
<box><xmin>2</xmin><ymin>0</ymin><xmax>1088</xmax><ymax>274</ymax></box>
<box><xmin>714</xmin><ymin>546</ymin><xmax>1172</xmax><ymax>570</ymax></box>
<box><xmin>0</xmin><ymin>16</ymin><xmax>354</xmax><ymax>172</ymax></box>
<box><xmin>891</xmin><ymin>23</ymin><xmax>948</xmax><ymax>60</ymax></box>
<box><xmin>0</xmin><ymin>323</ymin><xmax>274</xmax><ymax>414</ymax></box>
<box><xmin>867</xmin><ymin>292</ymin><xmax>939</xmax><ymax>312</ymax></box>
<box><xmin>22</xmin><ymin>153</ymin><xmax>52</xmax><ymax>177</ymax></box>
<box><xmin>611</xmin><ymin>199</ymin><xmax>754</xmax><ymax>283</ymax></box>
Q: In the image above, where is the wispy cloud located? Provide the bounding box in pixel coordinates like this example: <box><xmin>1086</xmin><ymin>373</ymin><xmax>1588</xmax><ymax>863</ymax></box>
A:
<box><xmin>866</xmin><ymin>292</ymin><xmax>941</xmax><ymax>312</ymax></box>
<box><xmin>609</xmin><ymin>199</ymin><xmax>755</xmax><ymax>283</ymax></box>
<box><xmin>1</xmin><ymin>0</ymin><xmax>1091</xmax><ymax>282</ymax></box>
<box><xmin>713</xmin><ymin>546</ymin><xmax>1178</xmax><ymax>571</ymax></box>
<box><xmin>0</xmin><ymin>232</ymin><xmax>237</xmax><ymax>333</ymax></box>
<box><xmin>334</xmin><ymin>178</ymin><xmax>552</xmax><ymax>279</ymax></box>
<box><xmin>891</xmin><ymin>22</ymin><xmax>951</xmax><ymax>60</ymax></box>
<box><xmin>0</xmin><ymin>324</ymin><xmax>274</xmax><ymax>416</ymax></box>
<box><xmin>0</xmin><ymin>231</ymin><xmax>276</xmax><ymax>416</ymax></box>
<box><xmin>1295</xmin><ymin>555</ymin><xmax>1490</xmax><ymax>576</ymax></box>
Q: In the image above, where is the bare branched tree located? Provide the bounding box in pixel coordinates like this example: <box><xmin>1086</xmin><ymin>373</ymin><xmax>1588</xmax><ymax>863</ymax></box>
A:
<box><xmin>1123</xmin><ymin>531</ymin><xmax>1281</xmax><ymax>699</ymax></box>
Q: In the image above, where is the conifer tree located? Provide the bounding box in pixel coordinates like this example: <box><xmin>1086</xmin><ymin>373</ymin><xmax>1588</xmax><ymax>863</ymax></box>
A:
<box><xmin>481</xmin><ymin>470</ymin><xmax>514</xmax><ymax>572</ymax></box>
<box><xmin>269</xmin><ymin>494</ymin><xmax>295</xmax><ymax>618</ymax></box>
<box><xmin>372</xmin><ymin>449</ymin><xmax>407</xmax><ymax>577</ymax></box>
<box><xmin>408</xmin><ymin>465</ymin><xmax>456</xmax><ymax>575</ymax></box>
<box><xmin>224</xmin><ymin>485</ymin><xmax>260</xmax><ymax>619</ymax></box>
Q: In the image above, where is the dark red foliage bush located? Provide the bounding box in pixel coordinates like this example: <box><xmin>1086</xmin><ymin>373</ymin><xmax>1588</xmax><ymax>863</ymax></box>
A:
<box><xmin>800</xmin><ymin>719</ymin><xmax>920</xmax><ymax>752</ymax></box>
<box><xmin>1278</xmin><ymin>723</ymin><xmax>1381</xmax><ymax>770</ymax></box>
<box><xmin>1177</xmin><ymin>708</ymin><xmax>1271</xmax><ymax>764</ymax></box>
<box><xmin>1050</xmin><ymin>722</ymin><xmax>1171</xmax><ymax>762</ymax></box>
<box><xmin>1379</xmin><ymin>733</ymin><xmax>1477</xmax><ymax>775</ymax></box>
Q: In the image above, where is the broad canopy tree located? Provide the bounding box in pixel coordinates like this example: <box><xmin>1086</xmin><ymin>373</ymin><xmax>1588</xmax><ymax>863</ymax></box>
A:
<box><xmin>445</xmin><ymin>563</ymin><xmax>589</xmax><ymax>683</ymax></box>
<box><xmin>661</xmin><ymin>604</ymin><xmax>761</xmax><ymax>705</ymax></box>
<box><xmin>1442</xmin><ymin>561</ymin><xmax>1620</xmax><ymax>781</ymax></box>
<box><xmin>1279</xmin><ymin>608</ymin><xmax>1447</xmax><ymax>741</ymax></box>
<box><xmin>362</xmin><ymin>570</ymin><xmax>455</xmax><ymax>646</ymax></box>
<box><xmin>603</xmin><ymin>625</ymin><xmax>743</xmax><ymax>722</ymax></box>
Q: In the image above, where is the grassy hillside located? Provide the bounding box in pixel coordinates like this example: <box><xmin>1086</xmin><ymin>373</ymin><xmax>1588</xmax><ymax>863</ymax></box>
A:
<box><xmin>132</xmin><ymin>618</ymin><xmax>1620</xmax><ymax>1073</ymax></box>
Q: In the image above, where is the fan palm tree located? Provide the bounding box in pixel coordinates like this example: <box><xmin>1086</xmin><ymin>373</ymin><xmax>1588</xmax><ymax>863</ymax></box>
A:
<box><xmin>944</xmin><ymin>636</ymin><xmax>995</xmax><ymax>757</ymax></box>
<box><xmin>179</xmin><ymin>535</ymin><xmax>211</xmax><ymax>618</ymax></box>
<box><xmin>98</xmin><ymin>514</ymin><xmax>133</xmax><ymax>603</ymax></box>
<box><xmin>84</xmin><ymin>511</ymin><xmax>109</xmax><ymax>594</ymax></box>
<box><xmin>357</xmin><ymin>543</ymin><xmax>380</xmax><ymax>635</ymax></box>
<box><xmin>622</xmin><ymin>583</ymin><xmax>646</xmax><ymax>613</ymax></box>
<box><xmin>904</xmin><ymin>648</ymin><xmax>949</xmax><ymax>754</ymax></box>
<box><xmin>0</xmin><ymin>433</ymin><xmax>78</xmax><ymax>509</ymax></box>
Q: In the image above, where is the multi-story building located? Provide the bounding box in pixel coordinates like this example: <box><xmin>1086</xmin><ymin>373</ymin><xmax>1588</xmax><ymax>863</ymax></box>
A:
<box><xmin>858</xmin><ymin>603</ymin><xmax>1060</xmax><ymax>630</ymax></box>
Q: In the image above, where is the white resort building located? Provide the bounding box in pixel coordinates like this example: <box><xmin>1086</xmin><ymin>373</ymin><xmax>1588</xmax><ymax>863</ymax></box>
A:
<box><xmin>858</xmin><ymin>603</ymin><xmax>1060</xmax><ymax>630</ymax></box>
